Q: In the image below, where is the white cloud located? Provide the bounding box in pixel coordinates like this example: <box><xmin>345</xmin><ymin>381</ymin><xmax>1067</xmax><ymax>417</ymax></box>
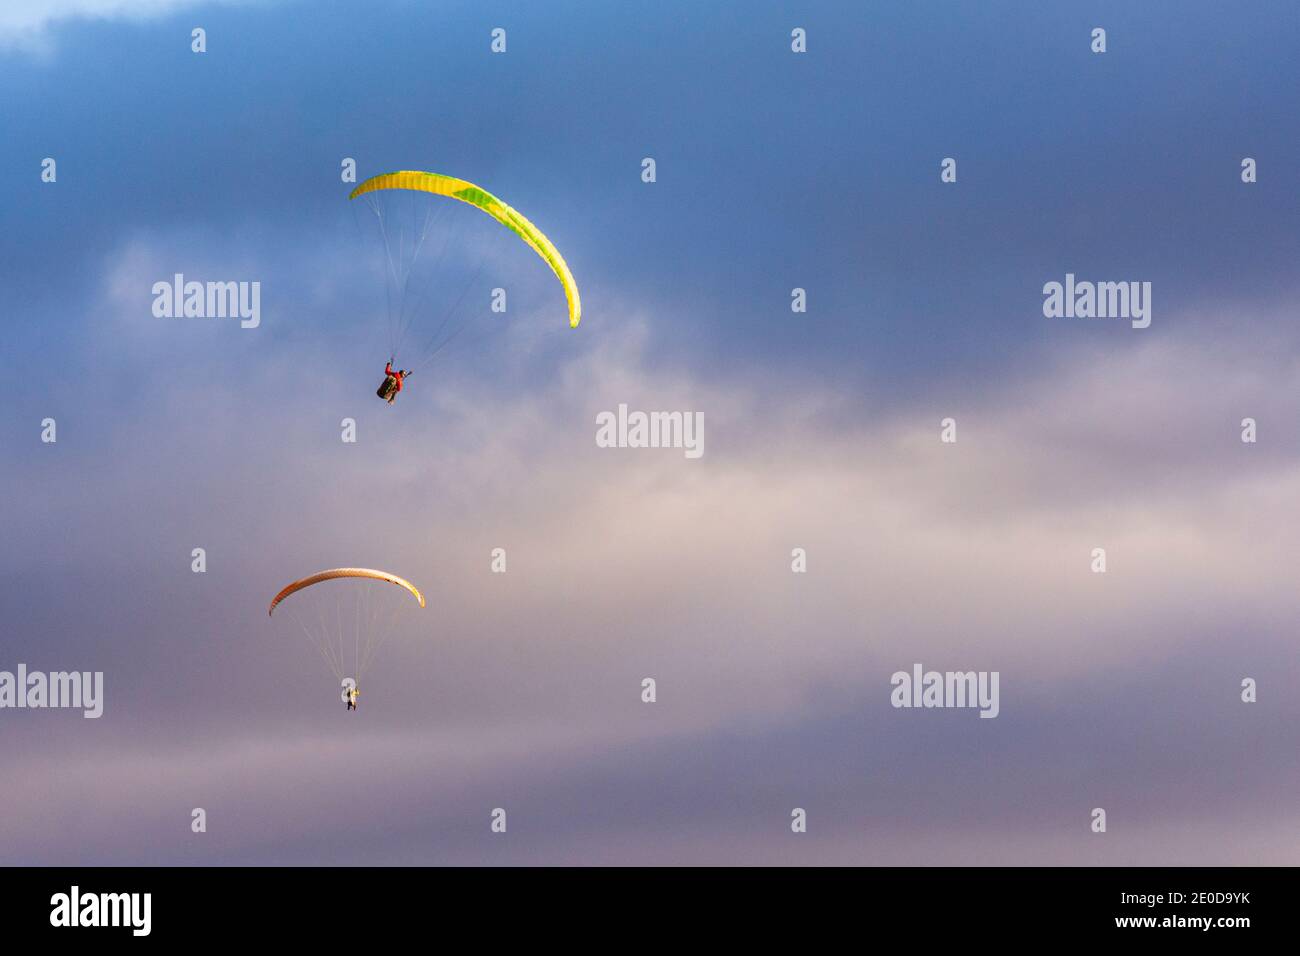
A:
<box><xmin>0</xmin><ymin>0</ymin><xmax>264</xmax><ymax>51</ymax></box>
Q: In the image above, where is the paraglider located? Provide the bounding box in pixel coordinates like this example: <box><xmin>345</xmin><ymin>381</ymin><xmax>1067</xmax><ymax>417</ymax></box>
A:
<box><xmin>268</xmin><ymin>568</ymin><xmax>426</xmax><ymax>709</ymax></box>
<box><xmin>377</xmin><ymin>359</ymin><xmax>410</xmax><ymax>404</ymax></box>
<box><xmin>350</xmin><ymin>170</ymin><xmax>581</xmax><ymax>396</ymax></box>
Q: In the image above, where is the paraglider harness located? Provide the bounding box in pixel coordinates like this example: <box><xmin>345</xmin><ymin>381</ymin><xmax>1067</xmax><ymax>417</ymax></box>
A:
<box><xmin>377</xmin><ymin>360</ymin><xmax>410</xmax><ymax>403</ymax></box>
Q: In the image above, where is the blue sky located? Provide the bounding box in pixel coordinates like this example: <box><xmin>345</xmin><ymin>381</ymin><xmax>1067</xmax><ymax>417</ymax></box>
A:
<box><xmin>2</xmin><ymin>1</ymin><xmax>1299</xmax><ymax>865</ymax></box>
<box><xmin>8</xmin><ymin>1</ymin><xmax>1296</xmax><ymax>376</ymax></box>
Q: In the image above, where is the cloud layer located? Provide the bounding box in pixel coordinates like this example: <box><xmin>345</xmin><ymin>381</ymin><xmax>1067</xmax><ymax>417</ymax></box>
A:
<box><xmin>2</xmin><ymin>231</ymin><xmax>1297</xmax><ymax>864</ymax></box>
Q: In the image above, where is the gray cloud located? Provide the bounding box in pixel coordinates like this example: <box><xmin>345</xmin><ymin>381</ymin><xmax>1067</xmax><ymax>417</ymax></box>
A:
<box><xmin>2</xmin><ymin>232</ymin><xmax>1296</xmax><ymax>863</ymax></box>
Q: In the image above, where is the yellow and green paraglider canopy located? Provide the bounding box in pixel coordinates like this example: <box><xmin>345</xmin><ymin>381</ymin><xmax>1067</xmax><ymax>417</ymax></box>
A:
<box><xmin>350</xmin><ymin>170</ymin><xmax>581</xmax><ymax>329</ymax></box>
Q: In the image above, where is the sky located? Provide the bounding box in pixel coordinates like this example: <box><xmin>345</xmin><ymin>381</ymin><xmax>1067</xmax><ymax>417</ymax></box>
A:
<box><xmin>2</xmin><ymin>0</ymin><xmax>1299</xmax><ymax>865</ymax></box>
